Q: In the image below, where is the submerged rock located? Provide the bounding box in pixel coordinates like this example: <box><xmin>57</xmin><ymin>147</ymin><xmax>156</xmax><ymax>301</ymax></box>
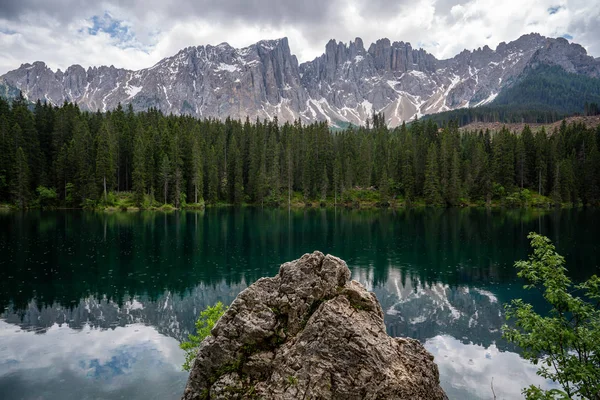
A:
<box><xmin>182</xmin><ymin>252</ymin><xmax>448</xmax><ymax>400</ymax></box>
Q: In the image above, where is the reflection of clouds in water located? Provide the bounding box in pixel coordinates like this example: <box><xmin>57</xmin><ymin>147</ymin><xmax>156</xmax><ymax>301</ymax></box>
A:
<box><xmin>0</xmin><ymin>321</ymin><xmax>187</xmax><ymax>399</ymax></box>
<box><xmin>425</xmin><ymin>335</ymin><xmax>558</xmax><ymax>400</ymax></box>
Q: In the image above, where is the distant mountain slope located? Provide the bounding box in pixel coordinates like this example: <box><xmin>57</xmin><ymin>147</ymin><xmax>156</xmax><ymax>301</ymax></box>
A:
<box><xmin>422</xmin><ymin>64</ymin><xmax>600</xmax><ymax>126</ymax></box>
<box><xmin>2</xmin><ymin>33</ymin><xmax>599</xmax><ymax>127</ymax></box>
<box><xmin>494</xmin><ymin>64</ymin><xmax>600</xmax><ymax>114</ymax></box>
<box><xmin>0</xmin><ymin>79</ymin><xmax>21</xmax><ymax>100</ymax></box>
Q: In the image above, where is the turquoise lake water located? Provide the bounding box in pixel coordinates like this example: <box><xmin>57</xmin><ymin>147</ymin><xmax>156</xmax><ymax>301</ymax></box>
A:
<box><xmin>1</xmin><ymin>208</ymin><xmax>598</xmax><ymax>399</ymax></box>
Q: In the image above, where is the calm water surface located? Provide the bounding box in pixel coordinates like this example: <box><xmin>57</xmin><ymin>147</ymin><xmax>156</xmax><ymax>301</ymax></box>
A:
<box><xmin>0</xmin><ymin>208</ymin><xmax>598</xmax><ymax>399</ymax></box>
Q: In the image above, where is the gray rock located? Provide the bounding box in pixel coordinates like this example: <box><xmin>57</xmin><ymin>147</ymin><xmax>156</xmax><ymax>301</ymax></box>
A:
<box><xmin>181</xmin><ymin>251</ymin><xmax>448</xmax><ymax>400</ymax></box>
<box><xmin>3</xmin><ymin>33</ymin><xmax>599</xmax><ymax>127</ymax></box>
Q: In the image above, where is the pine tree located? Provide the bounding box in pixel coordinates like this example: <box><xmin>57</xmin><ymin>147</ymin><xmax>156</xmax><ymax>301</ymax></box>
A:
<box><xmin>206</xmin><ymin>147</ymin><xmax>218</xmax><ymax>204</ymax></box>
<box><xmin>95</xmin><ymin>122</ymin><xmax>115</xmax><ymax>203</ymax></box>
<box><xmin>402</xmin><ymin>147</ymin><xmax>415</xmax><ymax>201</ymax></box>
<box><xmin>448</xmin><ymin>149</ymin><xmax>461</xmax><ymax>206</ymax></box>
<box><xmin>71</xmin><ymin>116</ymin><xmax>95</xmax><ymax>204</ymax></box>
<box><xmin>0</xmin><ymin>114</ymin><xmax>11</xmax><ymax>200</ymax></box>
<box><xmin>191</xmin><ymin>135</ymin><xmax>204</xmax><ymax>204</ymax></box>
<box><xmin>516</xmin><ymin>136</ymin><xmax>526</xmax><ymax>189</ymax></box>
<box><xmin>160</xmin><ymin>154</ymin><xmax>170</xmax><ymax>204</ymax></box>
<box><xmin>333</xmin><ymin>155</ymin><xmax>341</xmax><ymax>206</ymax></box>
<box><xmin>535</xmin><ymin>130</ymin><xmax>548</xmax><ymax>195</ymax></box>
<box><xmin>55</xmin><ymin>143</ymin><xmax>70</xmax><ymax>203</ymax></box>
<box><xmin>233</xmin><ymin>145</ymin><xmax>243</xmax><ymax>206</ymax></box>
<box><xmin>424</xmin><ymin>144</ymin><xmax>442</xmax><ymax>206</ymax></box>
<box><xmin>14</xmin><ymin>147</ymin><xmax>29</xmax><ymax>208</ymax></box>
<box><xmin>552</xmin><ymin>163</ymin><xmax>561</xmax><ymax>205</ymax></box>
<box><xmin>379</xmin><ymin>168</ymin><xmax>389</xmax><ymax>204</ymax></box>
<box><xmin>321</xmin><ymin>166</ymin><xmax>329</xmax><ymax>201</ymax></box>
<box><xmin>171</xmin><ymin>123</ymin><xmax>183</xmax><ymax>208</ymax></box>
<box><xmin>132</xmin><ymin>132</ymin><xmax>146</xmax><ymax>206</ymax></box>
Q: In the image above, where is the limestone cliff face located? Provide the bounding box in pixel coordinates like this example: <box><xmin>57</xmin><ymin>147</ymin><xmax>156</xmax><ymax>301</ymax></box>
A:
<box><xmin>181</xmin><ymin>252</ymin><xmax>448</xmax><ymax>400</ymax></box>
<box><xmin>2</xmin><ymin>34</ymin><xmax>599</xmax><ymax>127</ymax></box>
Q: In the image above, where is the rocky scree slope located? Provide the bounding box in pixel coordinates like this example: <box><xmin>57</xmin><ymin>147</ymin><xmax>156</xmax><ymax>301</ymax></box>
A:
<box><xmin>181</xmin><ymin>251</ymin><xmax>447</xmax><ymax>400</ymax></box>
<box><xmin>2</xmin><ymin>34</ymin><xmax>599</xmax><ymax>127</ymax></box>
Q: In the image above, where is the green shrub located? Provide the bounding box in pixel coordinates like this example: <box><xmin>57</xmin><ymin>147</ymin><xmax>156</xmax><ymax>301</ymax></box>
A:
<box><xmin>82</xmin><ymin>198</ymin><xmax>98</xmax><ymax>210</ymax></box>
<box><xmin>180</xmin><ymin>302</ymin><xmax>228</xmax><ymax>371</ymax></box>
<box><xmin>159</xmin><ymin>203</ymin><xmax>175</xmax><ymax>211</ymax></box>
<box><xmin>104</xmin><ymin>191</ymin><xmax>117</xmax><ymax>206</ymax></box>
<box><xmin>36</xmin><ymin>186</ymin><xmax>57</xmax><ymax>208</ymax></box>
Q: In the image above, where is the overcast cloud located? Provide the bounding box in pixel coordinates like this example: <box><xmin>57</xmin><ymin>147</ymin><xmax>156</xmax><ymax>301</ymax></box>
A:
<box><xmin>0</xmin><ymin>0</ymin><xmax>598</xmax><ymax>74</ymax></box>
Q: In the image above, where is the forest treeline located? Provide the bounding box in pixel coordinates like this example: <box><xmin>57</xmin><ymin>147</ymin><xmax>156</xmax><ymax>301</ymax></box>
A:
<box><xmin>1</xmin><ymin>94</ymin><xmax>600</xmax><ymax>209</ymax></box>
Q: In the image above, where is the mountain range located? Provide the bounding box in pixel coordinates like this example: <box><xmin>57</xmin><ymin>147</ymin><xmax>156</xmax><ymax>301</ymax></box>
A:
<box><xmin>1</xmin><ymin>33</ymin><xmax>599</xmax><ymax>127</ymax></box>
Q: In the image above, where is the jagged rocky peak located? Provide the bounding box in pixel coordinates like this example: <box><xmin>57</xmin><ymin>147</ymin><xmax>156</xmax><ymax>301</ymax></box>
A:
<box><xmin>181</xmin><ymin>251</ymin><xmax>448</xmax><ymax>400</ymax></box>
<box><xmin>2</xmin><ymin>33</ymin><xmax>599</xmax><ymax>127</ymax></box>
<box><xmin>366</xmin><ymin>38</ymin><xmax>436</xmax><ymax>72</ymax></box>
<box><xmin>528</xmin><ymin>36</ymin><xmax>600</xmax><ymax>77</ymax></box>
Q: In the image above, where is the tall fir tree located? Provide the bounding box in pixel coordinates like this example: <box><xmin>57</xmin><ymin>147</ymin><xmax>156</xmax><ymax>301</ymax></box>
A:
<box><xmin>424</xmin><ymin>144</ymin><xmax>442</xmax><ymax>205</ymax></box>
<box><xmin>95</xmin><ymin>122</ymin><xmax>115</xmax><ymax>203</ymax></box>
<box><xmin>14</xmin><ymin>147</ymin><xmax>29</xmax><ymax>208</ymax></box>
<box><xmin>132</xmin><ymin>132</ymin><xmax>146</xmax><ymax>206</ymax></box>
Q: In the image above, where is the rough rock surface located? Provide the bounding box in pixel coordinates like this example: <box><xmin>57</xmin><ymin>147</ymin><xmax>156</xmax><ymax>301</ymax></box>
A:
<box><xmin>2</xmin><ymin>33</ymin><xmax>599</xmax><ymax>127</ymax></box>
<box><xmin>181</xmin><ymin>251</ymin><xmax>448</xmax><ymax>400</ymax></box>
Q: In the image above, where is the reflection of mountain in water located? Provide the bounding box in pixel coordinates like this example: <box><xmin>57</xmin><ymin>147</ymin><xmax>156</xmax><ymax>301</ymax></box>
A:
<box><xmin>354</xmin><ymin>268</ymin><xmax>511</xmax><ymax>349</ymax></box>
<box><xmin>2</xmin><ymin>281</ymin><xmax>247</xmax><ymax>343</ymax></box>
<box><xmin>3</xmin><ymin>265</ymin><xmax>517</xmax><ymax>351</ymax></box>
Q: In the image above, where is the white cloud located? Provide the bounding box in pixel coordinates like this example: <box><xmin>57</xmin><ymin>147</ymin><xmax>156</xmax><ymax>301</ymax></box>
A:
<box><xmin>425</xmin><ymin>335</ymin><xmax>559</xmax><ymax>398</ymax></box>
<box><xmin>0</xmin><ymin>320</ymin><xmax>186</xmax><ymax>398</ymax></box>
<box><xmin>0</xmin><ymin>0</ymin><xmax>597</xmax><ymax>75</ymax></box>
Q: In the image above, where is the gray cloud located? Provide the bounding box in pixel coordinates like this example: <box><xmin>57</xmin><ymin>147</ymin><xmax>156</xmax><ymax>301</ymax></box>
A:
<box><xmin>0</xmin><ymin>0</ymin><xmax>337</xmax><ymax>27</ymax></box>
<box><xmin>0</xmin><ymin>0</ymin><xmax>597</xmax><ymax>75</ymax></box>
<box><xmin>0</xmin><ymin>0</ymin><xmax>101</xmax><ymax>22</ymax></box>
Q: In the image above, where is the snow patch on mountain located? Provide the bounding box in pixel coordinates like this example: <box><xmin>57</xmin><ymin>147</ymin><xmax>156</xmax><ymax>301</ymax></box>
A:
<box><xmin>2</xmin><ymin>33</ymin><xmax>599</xmax><ymax>127</ymax></box>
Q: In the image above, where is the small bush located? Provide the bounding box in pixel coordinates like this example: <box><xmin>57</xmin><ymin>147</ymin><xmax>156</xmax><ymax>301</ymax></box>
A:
<box><xmin>36</xmin><ymin>186</ymin><xmax>57</xmax><ymax>208</ymax></box>
<box><xmin>180</xmin><ymin>302</ymin><xmax>228</xmax><ymax>371</ymax></box>
<box><xmin>159</xmin><ymin>203</ymin><xmax>175</xmax><ymax>211</ymax></box>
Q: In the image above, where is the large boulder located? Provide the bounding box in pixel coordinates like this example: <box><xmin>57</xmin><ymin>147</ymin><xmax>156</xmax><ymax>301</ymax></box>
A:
<box><xmin>182</xmin><ymin>251</ymin><xmax>448</xmax><ymax>400</ymax></box>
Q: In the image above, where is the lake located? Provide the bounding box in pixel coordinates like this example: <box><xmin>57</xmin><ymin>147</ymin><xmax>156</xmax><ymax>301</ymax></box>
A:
<box><xmin>1</xmin><ymin>208</ymin><xmax>598</xmax><ymax>399</ymax></box>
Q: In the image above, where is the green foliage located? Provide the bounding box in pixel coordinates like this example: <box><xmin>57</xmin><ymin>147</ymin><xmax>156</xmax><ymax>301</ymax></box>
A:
<box><xmin>36</xmin><ymin>185</ymin><xmax>57</xmax><ymax>208</ymax></box>
<box><xmin>14</xmin><ymin>147</ymin><xmax>29</xmax><ymax>208</ymax></box>
<box><xmin>180</xmin><ymin>302</ymin><xmax>228</xmax><ymax>372</ymax></box>
<box><xmin>424</xmin><ymin>144</ymin><xmax>442</xmax><ymax>206</ymax></box>
<box><xmin>495</xmin><ymin>65</ymin><xmax>600</xmax><ymax>115</ymax></box>
<box><xmin>504</xmin><ymin>189</ymin><xmax>538</xmax><ymax>208</ymax></box>
<box><xmin>502</xmin><ymin>233</ymin><xmax>600</xmax><ymax>399</ymax></box>
<box><xmin>0</xmin><ymin>97</ymin><xmax>599</xmax><ymax>209</ymax></box>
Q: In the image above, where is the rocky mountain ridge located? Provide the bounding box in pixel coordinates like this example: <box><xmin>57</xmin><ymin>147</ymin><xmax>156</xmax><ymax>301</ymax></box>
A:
<box><xmin>2</xmin><ymin>33</ymin><xmax>599</xmax><ymax>127</ymax></box>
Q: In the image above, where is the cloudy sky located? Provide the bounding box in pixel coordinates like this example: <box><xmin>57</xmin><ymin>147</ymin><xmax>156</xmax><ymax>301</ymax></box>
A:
<box><xmin>0</xmin><ymin>0</ymin><xmax>598</xmax><ymax>74</ymax></box>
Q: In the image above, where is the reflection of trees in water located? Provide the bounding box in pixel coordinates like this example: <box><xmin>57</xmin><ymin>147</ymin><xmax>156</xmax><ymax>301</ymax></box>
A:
<box><xmin>0</xmin><ymin>208</ymin><xmax>597</xmax><ymax>317</ymax></box>
<box><xmin>2</xmin><ymin>281</ymin><xmax>248</xmax><ymax>343</ymax></box>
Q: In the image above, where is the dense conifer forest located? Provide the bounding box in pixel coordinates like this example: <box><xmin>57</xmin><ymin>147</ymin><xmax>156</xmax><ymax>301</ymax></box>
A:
<box><xmin>1</xmin><ymin>94</ymin><xmax>600</xmax><ymax>209</ymax></box>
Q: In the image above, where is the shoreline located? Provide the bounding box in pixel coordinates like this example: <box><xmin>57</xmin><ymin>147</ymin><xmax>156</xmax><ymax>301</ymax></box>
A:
<box><xmin>1</xmin><ymin>200</ymin><xmax>586</xmax><ymax>212</ymax></box>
